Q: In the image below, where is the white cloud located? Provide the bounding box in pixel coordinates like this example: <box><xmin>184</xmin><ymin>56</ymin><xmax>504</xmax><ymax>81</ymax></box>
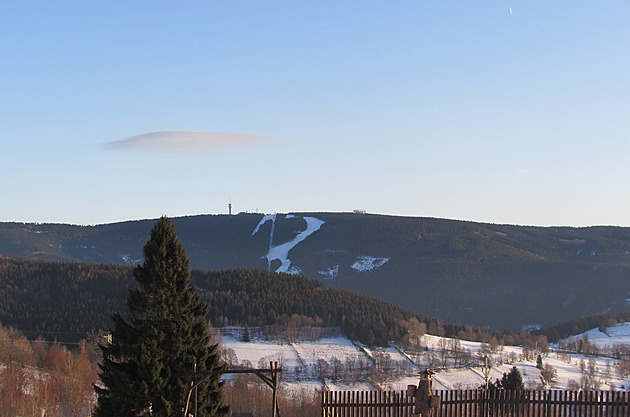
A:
<box><xmin>107</xmin><ymin>130</ymin><xmax>282</xmax><ymax>153</ymax></box>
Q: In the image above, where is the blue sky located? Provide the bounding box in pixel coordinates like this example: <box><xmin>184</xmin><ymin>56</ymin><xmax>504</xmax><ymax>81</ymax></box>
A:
<box><xmin>2</xmin><ymin>1</ymin><xmax>629</xmax><ymax>226</ymax></box>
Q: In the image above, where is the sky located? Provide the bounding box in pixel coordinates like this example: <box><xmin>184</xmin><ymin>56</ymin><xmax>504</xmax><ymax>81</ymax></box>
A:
<box><xmin>2</xmin><ymin>1</ymin><xmax>629</xmax><ymax>227</ymax></box>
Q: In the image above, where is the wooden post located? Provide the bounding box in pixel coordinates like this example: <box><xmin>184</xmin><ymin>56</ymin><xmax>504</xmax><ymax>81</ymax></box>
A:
<box><xmin>271</xmin><ymin>361</ymin><xmax>279</xmax><ymax>417</ymax></box>
<box><xmin>194</xmin><ymin>362</ymin><xmax>198</xmax><ymax>417</ymax></box>
<box><xmin>184</xmin><ymin>363</ymin><xmax>282</xmax><ymax>417</ymax></box>
<box><xmin>184</xmin><ymin>362</ymin><xmax>195</xmax><ymax>417</ymax></box>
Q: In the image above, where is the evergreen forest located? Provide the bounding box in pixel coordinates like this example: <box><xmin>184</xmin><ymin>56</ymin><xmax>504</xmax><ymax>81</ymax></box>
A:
<box><xmin>2</xmin><ymin>254</ymin><xmax>629</xmax><ymax>348</ymax></box>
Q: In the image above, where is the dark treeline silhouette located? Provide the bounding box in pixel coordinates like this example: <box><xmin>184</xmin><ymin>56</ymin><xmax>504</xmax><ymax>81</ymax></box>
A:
<box><xmin>0</xmin><ymin>255</ymin><xmax>131</xmax><ymax>342</ymax></box>
<box><xmin>194</xmin><ymin>267</ymin><xmax>420</xmax><ymax>346</ymax></box>
<box><xmin>2</xmin><ymin>255</ymin><xmax>623</xmax><ymax>349</ymax></box>
<box><xmin>192</xmin><ymin>268</ymin><xmax>554</xmax><ymax>348</ymax></box>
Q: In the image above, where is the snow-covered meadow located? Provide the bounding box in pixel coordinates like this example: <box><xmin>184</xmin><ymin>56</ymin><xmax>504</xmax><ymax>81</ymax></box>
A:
<box><xmin>218</xmin><ymin>324</ymin><xmax>630</xmax><ymax>394</ymax></box>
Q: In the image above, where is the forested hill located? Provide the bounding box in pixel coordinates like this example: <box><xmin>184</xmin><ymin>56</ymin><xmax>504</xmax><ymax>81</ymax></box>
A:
<box><xmin>2</xmin><ymin>213</ymin><xmax>630</xmax><ymax>331</ymax></box>
<box><xmin>0</xmin><ymin>256</ymin><xmax>490</xmax><ymax>346</ymax></box>
<box><xmin>0</xmin><ymin>256</ymin><xmax>131</xmax><ymax>342</ymax></box>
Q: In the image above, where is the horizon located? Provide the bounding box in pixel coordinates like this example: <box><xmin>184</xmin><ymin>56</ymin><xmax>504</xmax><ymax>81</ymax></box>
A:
<box><xmin>3</xmin><ymin>210</ymin><xmax>629</xmax><ymax>229</ymax></box>
<box><xmin>3</xmin><ymin>2</ymin><xmax>629</xmax><ymax>228</ymax></box>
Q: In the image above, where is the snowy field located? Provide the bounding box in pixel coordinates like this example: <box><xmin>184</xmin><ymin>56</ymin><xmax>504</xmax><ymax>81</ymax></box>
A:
<box><xmin>219</xmin><ymin>324</ymin><xmax>630</xmax><ymax>393</ymax></box>
<box><xmin>582</xmin><ymin>322</ymin><xmax>630</xmax><ymax>347</ymax></box>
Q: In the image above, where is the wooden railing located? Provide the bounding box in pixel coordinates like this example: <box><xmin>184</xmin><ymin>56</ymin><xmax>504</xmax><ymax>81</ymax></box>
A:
<box><xmin>321</xmin><ymin>389</ymin><xmax>630</xmax><ymax>417</ymax></box>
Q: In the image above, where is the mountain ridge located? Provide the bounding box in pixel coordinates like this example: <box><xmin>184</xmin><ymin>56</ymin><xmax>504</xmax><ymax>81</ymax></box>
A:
<box><xmin>2</xmin><ymin>212</ymin><xmax>630</xmax><ymax>331</ymax></box>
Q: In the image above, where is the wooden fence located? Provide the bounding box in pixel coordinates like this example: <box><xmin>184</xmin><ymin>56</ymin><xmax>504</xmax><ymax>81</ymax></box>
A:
<box><xmin>321</xmin><ymin>389</ymin><xmax>630</xmax><ymax>417</ymax></box>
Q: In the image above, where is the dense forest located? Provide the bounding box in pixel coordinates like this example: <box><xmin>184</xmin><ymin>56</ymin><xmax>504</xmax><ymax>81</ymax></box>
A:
<box><xmin>0</xmin><ymin>254</ymin><xmax>439</xmax><ymax>346</ymax></box>
<box><xmin>1</xmin><ymin>254</ymin><xmax>628</xmax><ymax>348</ymax></box>
<box><xmin>194</xmin><ymin>268</ymin><xmax>426</xmax><ymax>346</ymax></box>
<box><xmin>0</xmin><ymin>255</ymin><xmax>433</xmax><ymax>346</ymax></box>
<box><xmin>192</xmin><ymin>268</ymin><xmax>549</xmax><ymax>347</ymax></box>
<box><xmin>0</xmin><ymin>255</ymin><xmax>131</xmax><ymax>342</ymax></box>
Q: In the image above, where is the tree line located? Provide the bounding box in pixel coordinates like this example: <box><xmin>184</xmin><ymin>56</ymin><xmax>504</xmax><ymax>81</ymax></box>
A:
<box><xmin>192</xmin><ymin>267</ymin><xmax>423</xmax><ymax>346</ymax></box>
<box><xmin>1</xmin><ymin>253</ymin><xmax>620</xmax><ymax>350</ymax></box>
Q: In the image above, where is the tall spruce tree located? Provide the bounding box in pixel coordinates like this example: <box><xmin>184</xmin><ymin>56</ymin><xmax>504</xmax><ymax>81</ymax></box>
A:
<box><xmin>94</xmin><ymin>216</ymin><xmax>228</xmax><ymax>417</ymax></box>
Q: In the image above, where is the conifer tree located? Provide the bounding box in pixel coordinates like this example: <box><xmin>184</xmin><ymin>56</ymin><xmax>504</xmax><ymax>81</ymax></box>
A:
<box><xmin>94</xmin><ymin>216</ymin><xmax>228</xmax><ymax>417</ymax></box>
<box><xmin>496</xmin><ymin>366</ymin><xmax>525</xmax><ymax>390</ymax></box>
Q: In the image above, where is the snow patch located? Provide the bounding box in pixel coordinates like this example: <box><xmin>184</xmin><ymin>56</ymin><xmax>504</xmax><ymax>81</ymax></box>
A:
<box><xmin>221</xmin><ymin>335</ymin><xmax>301</xmax><ymax>369</ymax></box>
<box><xmin>521</xmin><ymin>323</ymin><xmax>542</xmax><ymax>332</ymax></box>
<box><xmin>252</xmin><ymin>214</ymin><xmax>276</xmax><ymax>237</ymax></box>
<box><xmin>292</xmin><ymin>337</ymin><xmax>366</xmax><ymax>369</ymax></box>
<box><xmin>325</xmin><ymin>249</ymin><xmax>346</xmax><ymax>254</ymax></box>
<box><xmin>288</xmin><ymin>265</ymin><xmax>302</xmax><ymax>275</ymax></box>
<box><xmin>319</xmin><ymin>265</ymin><xmax>339</xmax><ymax>280</ymax></box>
<box><xmin>120</xmin><ymin>254</ymin><xmax>142</xmax><ymax>264</ymax></box>
<box><xmin>351</xmin><ymin>256</ymin><xmax>389</xmax><ymax>272</ymax></box>
<box><xmin>252</xmin><ymin>214</ymin><xmax>325</xmax><ymax>274</ymax></box>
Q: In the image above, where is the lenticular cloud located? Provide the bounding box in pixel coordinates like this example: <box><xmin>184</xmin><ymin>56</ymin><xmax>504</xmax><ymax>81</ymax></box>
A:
<box><xmin>107</xmin><ymin>130</ymin><xmax>280</xmax><ymax>153</ymax></box>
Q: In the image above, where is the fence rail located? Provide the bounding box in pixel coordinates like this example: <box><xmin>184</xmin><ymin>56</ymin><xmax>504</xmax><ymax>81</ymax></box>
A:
<box><xmin>322</xmin><ymin>389</ymin><xmax>630</xmax><ymax>417</ymax></box>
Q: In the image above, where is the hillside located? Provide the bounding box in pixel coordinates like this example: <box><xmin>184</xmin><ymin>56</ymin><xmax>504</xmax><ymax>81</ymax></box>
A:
<box><xmin>218</xmin><ymin>324</ymin><xmax>630</xmax><ymax>392</ymax></box>
<box><xmin>0</xmin><ymin>256</ymin><xmax>452</xmax><ymax>346</ymax></box>
<box><xmin>2</xmin><ymin>213</ymin><xmax>630</xmax><ymax>331</ymax></box>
